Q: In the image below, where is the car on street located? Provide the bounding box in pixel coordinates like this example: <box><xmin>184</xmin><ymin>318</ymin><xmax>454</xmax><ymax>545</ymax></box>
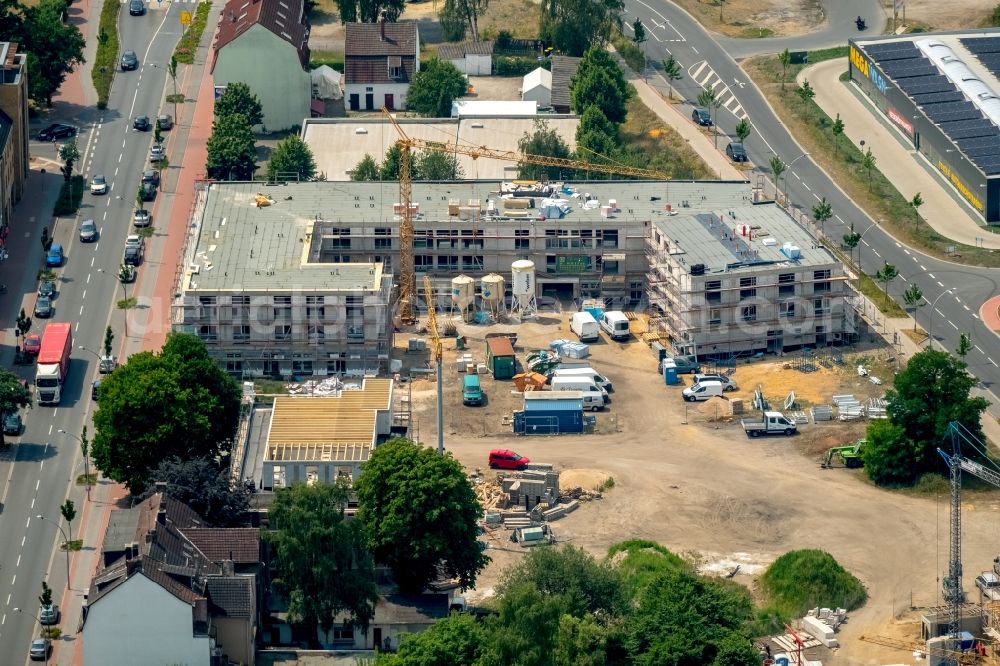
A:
<box><xmin>91</xmin><ymin>379</ymin><xmax>101</xmax><ymax>400</ymax></box>
<box><xmin>149</xmin><ymin>144</ymin><xmax>165</xmax><ymax>162</ymax></box>
<box><xmin>488</xmin><ymin>448</ymin><xmax>530</xmax><ymax>470</ymax></box>
<box><xmin>124</xmin><ymin>244</ymin><xmax>143</xmax><ymax>266</ymax></box>
<box><xmin>23</xmin><ymin>333</ymin><xmax>41</xmax><ymax>355</ymax></box>
<box><xmin>79</xmin><ymin>219</ymin><xmax>97</xmax><ymax>242</ymax></box>
<box><xmin>692</xmin><ymin>107</ymin><xmax>713</xmax><ymax>126</ymax></box>
<box><xmin>129</xmin><ymin>0</ymin><xmax>145</xmax><ymax>14</ymax></box>
<box><xmin>133</xmin><ymin>115</ymin><xmax>151</xmax><ymax>131</ymax></box>
<box><xmin>37</xmin><ymin>281</ymin><xmax>55</xmax><ymax>298</ymax></box>
<box><xmin>45</xmin><ymin>243</ymin><xmax>63</xmax><ymax>267</ymax></box>
<box><xmin>142</xmin><ymin>169</ymin><xmax>160</xmax><ymax>188</ymax></box>
<box><xmin>90</xmin><ymin>174</ymin><xmax>108</xmax><ymax>194</ymax></box>
<box><xmin>120</xmin><ymin>50</ymin><xmax>138</xmax><ymax>71</ymax></box>
<box><xmin>125</xmin><ymin>234</ymin><xmax>143</xmax><ymax>249</ymax></box>
<box><xmin>37</xmin><ymin>123</ymin><xmax>75</xmax><ymax>142</ymax></box>
<box><xmin>39</xmin><ymin>604</ymin><xmax>59</xmax><ymax>625</ymax></box>
<box><xmin>3</xmin><ymin>411</ymin><xmax>21</xmax><ymax>435</ymax></box>
<box><xmin>692</xmin><ymin>373</ymin><xmax>738</xmax><ymax>391</ymax></box>
<box><xmin>141</xmin><ymin>182</ymin><xmax>156</xmax><ymax>201</ymax></box>
<box><xmin>156</xmin><ymin>114</ymin><xmax>173</xmax><ymax>130</ymax></box>
<box><xmin>34</xmin><ymin>296</ymin><xmax>52</xmax><ymax>318</ymax></box>
<box><xmin>726</xmin><ymin>142</ymin><xmax>748</xmax><ymax>162</ymax></box>
<box><xmin>133</xmin><ymin>208</ymin><xmax>151</xmax><ymax>227</ymax></box>
<box><xmin>29</xmin><ymin>638</ymin><xmax>51</xmax><ymax>661</ymax></box>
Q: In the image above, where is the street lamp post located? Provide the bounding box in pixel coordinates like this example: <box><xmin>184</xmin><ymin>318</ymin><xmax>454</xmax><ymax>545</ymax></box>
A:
<box><xmin>59</xmin><ymin>428</ymin><xmax>90</xmax><ymax>500</ymax></box>
<box><xmin>856</xmin><ymin>220</ymin><xmax>881</xmax><ymax>274</ymax></box>
<box><xmin>783</xmin><ymin>152</ymin><xmax>811</xmax><ymax>204</ymax></box>
<box><xmin>928</xmin><ymin>288</ymin><xmax>956</xmax><ymax>349</ymax></box>
<box><xmin>13</xmin><ymin>607</ymin><xmax>49</xmax><ymax>666</ymax></box>
<box><xmin>36</xmin><ymin>514</ymin><xmax>71</xmax><ymax>589</ymax></box>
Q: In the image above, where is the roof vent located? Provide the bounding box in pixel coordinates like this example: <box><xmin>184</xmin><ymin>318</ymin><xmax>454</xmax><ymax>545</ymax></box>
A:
<box><xmin>355</xmin><ymin>127</ymin><xmax>368</xmax><ymax>134</ymax></box>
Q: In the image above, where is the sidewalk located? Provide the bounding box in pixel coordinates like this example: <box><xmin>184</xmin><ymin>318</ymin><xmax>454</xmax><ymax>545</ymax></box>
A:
<box><xmin>801</xmin><ymin>58</ymin><xmax>1000</xmax><ymax>250</ymax></box>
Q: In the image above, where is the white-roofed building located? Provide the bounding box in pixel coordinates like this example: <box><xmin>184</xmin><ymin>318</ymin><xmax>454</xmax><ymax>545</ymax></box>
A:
<box><xmin>521</xmin><ymin>67</ymin><xmax>552</xmax><ymax>107</ymax></box>
<box><xmin>450</xmin><ymin>99</ymin><xmax>537</xmax><ymax>117</ymax></box>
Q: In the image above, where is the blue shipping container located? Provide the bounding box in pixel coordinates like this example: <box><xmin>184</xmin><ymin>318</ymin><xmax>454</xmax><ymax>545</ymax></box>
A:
<box><xmin>523</xmin><ymin>393</ymin><xmax>584</xmax><ymax>412</ymax></box>
<box><xmin>513</xmin><ymin>408</ymin><xmax>585</xmax><ymax>434</ymax></box>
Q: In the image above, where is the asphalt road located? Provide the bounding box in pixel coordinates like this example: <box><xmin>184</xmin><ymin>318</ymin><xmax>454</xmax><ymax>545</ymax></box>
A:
<box><xmin>627</xmin><ymin>0</ymin><xmax>1000</xmax><ymax>398</ymax></box>
<box><xmin>0</xmin><ymin>0</ymin><xmax>182</xmax><ymax>659</ymax></box>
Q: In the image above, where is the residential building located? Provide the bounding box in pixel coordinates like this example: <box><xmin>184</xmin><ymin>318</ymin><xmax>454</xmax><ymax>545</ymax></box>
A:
<box><xmin>328</xmin><ymin>594</ymin><xmax>451</xmax><ymax>650</ymax></box>
<box><xmin>522</xmin><ymin>66</ymin><xmax>552</xmax><ymax>107</ymax></box>
<box><xmin>171</xmin><ymin>181</ymin><xmax>394</xmax><ymax>378</ymax></box>
<box><xmin>84</xmin><ymin>494</ymin><xmax>261</xmax><ymax>666</ymax></box>
<box><xmin>344</xmin><ymin>21</ymin><xmax>419</xmax><ymax>111</ymax></box>
<box><xmin>0</xmin><ymin>42</ymin><xmax>28</xmax><ymax>229</ymax></box>
<box><xmin>646</xmin><ymin>203</ymin><xmax>852</xmax><ymax>360</ymax></box>
<box><xmin>211</xmin><ymin>0</ymin><xmax>311</xmax><ymax>132</ymax></box>
<box><xmin>550</xmin><ymin>55</ymin><xmax>581</xmax><ymax>114</ymax></box>
<box><xmin>438</xmin><ymin>40</ymin><xmax>494</xmax><ymax>75</ymax></box>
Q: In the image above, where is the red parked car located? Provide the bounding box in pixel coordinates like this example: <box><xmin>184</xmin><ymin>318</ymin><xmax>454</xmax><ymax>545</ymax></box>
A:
<box><xmin>22</xmin><ymin>334</ymin><xmax>41</xmax><ymax>355</ymax></box>
<box><xmin>488</xmin><ymin>449</ymin><xmax>530</xmax><ymax>470</ymax></box>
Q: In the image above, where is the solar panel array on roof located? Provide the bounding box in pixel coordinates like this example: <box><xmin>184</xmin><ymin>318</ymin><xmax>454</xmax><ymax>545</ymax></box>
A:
<box><xmin>864</xmin><ymin>41</ymin><xmax>922</xmax><ymax>58</ymax></box>
<box><xmin>961</xmin><ymin>36</ymin><xmax>1000</xmax><ymax>54</ymax></box>
<box><xmin>912</xmin><ymin>91</ymin><xmax>965</xmax><ymax>105</ymax></box>
<box><xmin>944</xmin><ymin>118</ymin><xmax>996</xmax><ymax>139</ymax></box>
<box><xmin>898</xmin><ymin>76</ymin><xmax>954</xmax><ymax>96</ymax></box>
<box><xmin>958</xmin><ymin>137</ymin><xmax>1000</xmax><ymax>155</ymax></box>
<box><xmin>881</xmin><ymin>61</ymin><xmax>939</xmax><ymax>79</ymax></box>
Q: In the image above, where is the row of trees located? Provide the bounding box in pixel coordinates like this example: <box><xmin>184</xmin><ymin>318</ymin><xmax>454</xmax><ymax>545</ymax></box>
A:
<box><xmin>352</xmin><ymin>144</ymin><xmax>463</xmax><ymax>181</ymax></box>
<box><xmin>0</xmin><ymin>0</ymin><xmax>85</xmax><ymax>106</ymax></box>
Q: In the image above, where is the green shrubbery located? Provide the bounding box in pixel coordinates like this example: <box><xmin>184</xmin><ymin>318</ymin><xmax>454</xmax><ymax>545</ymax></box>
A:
<box><xmin>53</xmin><ymin>175</ymin><xmax>84</xmax><ymax>216</ymax></box>
<box><xmin>493</xmin><ymin>56</ymin><xmax>545</xmax><ymax>76</ymax></box>
<box><xmin>758</xmin><ymin>549</ymin><xmax>867</xmax><ymax>630</ymax></box>
<box><xmin>92</xmin><ymin>0</ymin><xmax>121</xmax><ymax>109</ymax></box>
<box><xmin>173</xmin><ymin>2</ymin><xmax>211</xmax><ymax>64</ymax></box>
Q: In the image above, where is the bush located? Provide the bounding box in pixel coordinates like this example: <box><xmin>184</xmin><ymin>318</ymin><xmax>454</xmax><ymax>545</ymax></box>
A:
<box><xmin>606</xmin><ymin>539</ymin><xmax>690</xmax><ymax>596</ymax></box>
<box><xmin>493</xmin><ymin>56</ymin><xmax>545</xmax><ymax>76</ymax></box>
<box><xmin>173</xmin><ymin>2</ymin><xmax>212</xmax><ymax>64</ymax></box>
<box><xmin>758</xmin><ymin>549</ymin><xmax>867</xmax><ymax>629</ymax></box>
<box><xmin>611</xmin><ymin>33</ymin><xmax>645</xmax><ymax>73</ymax></box>
<box><xmin>993</xmin><ymin>4</ymin><xmax>1000</xmax><ymax>26</ymax></box>
<box><xmin>53</xmin><ymin>175</ymin><xmax>84</xmax><ymax>216</ymax></box>
<box><xmin>91</xmin><ymin>1</ymin><xmax>121</xmax><ymax>109</ymax></box>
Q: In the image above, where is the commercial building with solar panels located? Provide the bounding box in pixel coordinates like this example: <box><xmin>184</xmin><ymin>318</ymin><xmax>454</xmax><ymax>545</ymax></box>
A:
<box><xmin>849</xmin><ymin>32</ymin><xmax>1000</xmax><ymax>223</ymax></box>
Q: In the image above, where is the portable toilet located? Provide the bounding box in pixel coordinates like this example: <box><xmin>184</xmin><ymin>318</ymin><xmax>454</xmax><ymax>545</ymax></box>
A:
<box><xmin>486</xmin><ymin>336</ymin><xmax>517</xmax><ymax>379</ymax></box>
<box><xmin>662</xmin><ymin>358</ymin><xmax>679</xmax><ymax>386</ymax></box>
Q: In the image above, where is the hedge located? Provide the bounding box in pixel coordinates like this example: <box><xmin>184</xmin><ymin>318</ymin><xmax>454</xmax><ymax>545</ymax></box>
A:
<box><xmin>173</xmin><ymin>2</ymin><xmax>212</xmax><ymax>65</ymax></box>
<box><xmin>53</xmin><ymin>175</ymin><xmax>85</xmax><ymax>216</ymax></box>
<box><xmin>91</xmin><ymin>0</ymin><xmax>122</xmax><ymax>109</ymax></box>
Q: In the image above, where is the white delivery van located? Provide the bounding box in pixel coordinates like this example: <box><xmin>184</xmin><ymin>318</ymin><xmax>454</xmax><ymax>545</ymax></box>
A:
<box><xmin>570</xmin><ymin>311</ymin><xmax>600</xmax><ymax>342</ymax></box>
<box><xmin>600</xmin><ymin>311</ymin><xmax>631</xmax><ymax>340</ymax></box>
<box><xmin>682</xmin><ymin>380</ymin><xmax>724</xmax><ymax>402</ymax></box>
<box><xmin>553</xmin><ymin>367</ymin><xmax>613</xmax><ymax>391</ymax></box>
<box><xmin>550</xmin><ymin>376</ymin><xmax>609</xmax><ymax>400</ymax></box>
<box><xmin>547</xmin><ymin>386</ymin><xmax>605</xmax><ymax>411</ymax></box>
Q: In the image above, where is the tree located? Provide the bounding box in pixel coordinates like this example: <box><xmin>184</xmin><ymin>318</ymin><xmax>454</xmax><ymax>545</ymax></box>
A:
<box><xmin>957</xmin><ymin>332</ymin><xmax>972</xmax><ymax>360</ymax></box>
<box><xmin>438</xmin><ymin>0</ymin><xmax>467</xmax><ymax>42</ymax></box>
<box><xmin>662</xmin><ymin>54</ymin><xmax>682</xmax><ymax>100</ymax></box>
<box><xmin>59</xmin><ymin>137</ymin><xmax>79</xmax><ymax>182</ymax></box>
<box><xmin>540</xmin><ymin>0</ymin><xmax>624</xmax><ymax>56</ymax></box>
<box><xmin>206</xmin><ymin>112</ymin><xmax>257</xmax><ymax>181</ymax></box>
<box><xmin>335</xmin><ymin>0</ymin><xmax>404</xmax><ymax>23</ymax></box>
<box><xmin>811</xmin><ymin>196</ymin><xmax>832</xmax><ymax>233</ymax></box>
<box><xmin>355</xmin><ymin>438</ymin><xmax>488</xmax><ymax>593</ymax></box>
<box><xmin>21</xmin><ymin>0</ymin><xmax>85</xmax><ymax>106</ymax></box>
<box><xmin>769</xmin><ymin>155</ymin><xmax>786</xmax><ymax>198</ymax></box>
<box><xmin>575</xmin><ymin>106</ymin><xmax>619</xmax><ymax>172</ymax></box>
<box><xmin>91</xmin><ymin>333</ymin><xmax>241</xmax><ymax>492</ymax></box>
<box><xmin>0</xmin><ymin>369</ymin><xmax>31</xmax><ymax>447</ymax></box>
<box><xmin>831</xmin><ymin>113</ymin><xmax>845</xmax><ymax>154</ymax></box>
<box><xmin>142</xmin><ymin>456</ymin><xmax>250</xmax><ymax>527</ymax></box>
<box><xmin>352</xmin><ymin>153</ymin><xmax>380</xmax><ymax>181</ymax></box>
<box><xmin>153</xmin><ymin>123</ymin><xmax>163</xmax><ymax>147</ymax></box>
<box><xmin>379</xmin><ymin>143</ymin><xmax>416</xmax><ymax>181</ymax></box>
<box><xmin>39</xmin><ymin>581</ymin><xmax>52</xmax><ymax>609</ymax></box>
<box><xmin>377</xmin><ymin>613</ymin><xmax>485</xmax><ymax>666</ymax></box>
<box><xmin>903</xmin><ymin>283</ymin><xmax>924</xmax><ymax>330</ymax></box>
<box><xmin>735</xmin><ymin>118</ymin><xmax>751</xmax><ymax>144</ymax></box>
<box><xmin>213</xmin><ymin>81</ymin><xmax>263</xmax><ymax>127</ymax></box>
<box><xmin>861</xmin><ymin>148</ymin><xmax>877</xmax><ymax>191</ymax></box>
<box><xmin>449</xmin><ymin>0</ymin><xmax>489</xmax><ymax>41</ymax></box>
<box><xmin>911</xmin><ymin>192</ymin><xmax>924</xmax><ymax>209</ymax></box>
<box><xmin>779</xmin><ymin>48</ymin><xmax>791</xmax><ymax>91</ymax></box>
<box><xmin>571</xmin><ymin>46</ymin><xmax>631</xmax><ymax>124</ymax></box>
<box><xmin>697</xmin><ymin>86</ymin><xmax>722</xmax><ymax>148</ymax></box>
<box><xmin>863</xmin><ymin>350</ymin><xmax>990</xmax><ymax>485</ymax></box>
<box><xmin>266</xmin><ymin>482</ymin><xmax>378</xmax><ymax>644</ymax></box>
<box><xmin>416</xmin><ymin>150</ymin><xmax>463</xmax><ymax>180</ymax></box>
<box><xmin>842</xmin><ymin>223</ymin><xmax>861</xmax><ymax>265</ymax></box>
<box><xmin>711</xmin><ymin>633</ymin><xmax>765</xmax><ymax>666</ymax></box>
<box><xmin>796</xmin><ymin>79</ymin><xmax>815</xmax><ymax>107</ymax></box>
<box><xmin>266</xmin><ymin>135</ymin><xmax>317</xmax><ymax>182</ymax></box>
<box><xmin>517</xmin><ymin>119</ymin><xmax>571</xmax><ymax>180</ymax></box>
<box><xmin>632</xmin><ymin>17</ymin><xmax>646</xmax><ymax>44</ymax></box>
<box><xmin>875</xmin><ymin>262</ymin><xmax>898</xmax><ymax>308</ymax></box>
<box><xmin>407</xmin><ymin>59</ymin><xmax>468</xmax><ymax>118</ymax></box>
<box><xmin>478</xmin><ymin>582</ymin><xmax>569</xmax><ymax>666</ymax></box>
<box><xmin>167</xmin><ymin>54</ymin><xmax>180</xmax><ymax>121</ymax></box>
<box><xmin>40</xmin><ymin>226</ymin><xmax>51</xmax><ymax>252</ymax></box>
<box><xmin>60</xmin><ymin>499</ymin><xmax>76</xmax><ymax>541</ymax></box>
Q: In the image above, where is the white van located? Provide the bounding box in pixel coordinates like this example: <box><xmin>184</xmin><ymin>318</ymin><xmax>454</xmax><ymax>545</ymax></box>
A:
<box><xmin>550</xmin><ymin>376</ymin><xmax>609</xmax><ymax>400</ymax></box>
<box><xmin>570</xmin><ymin>311</ymin><xmax>600</xmax><ymax>342</ymax></box>
<box><xmin>682</xmin><ymin>380</ymin><xmax>724</xmax><ymax>402</ymax></box>
<box><xmin>600</xmin><ymin>311</ymin><xmax>631</xmax><ymax>341</ymax></box>
<box><xmin>553</xmin><ymin>367</ymin><xmax>613</xmax><ymax>391</ymax></box>
<box><xmin>547</xmin><ymin>385</ymin><xmax>605</xmax><ymax>411</ymax></box>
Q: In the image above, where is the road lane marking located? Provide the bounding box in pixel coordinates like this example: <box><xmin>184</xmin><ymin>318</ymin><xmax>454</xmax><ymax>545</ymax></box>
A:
<box><xmin>937</xmin><ymin>281</ymin><xmax>944</xmax><ymax>287</ymax></box>
<box><xmin>86</xmin><ymin>274</ymin><xmax>90</xmax><ymax>284</ymax></box>
<box><xmin>802</xmin><ymin>183</ymin><xmax>811</xmax><ymax>191</ymax></box>
<box><xmin>976</xmin><ymin>345</ymin><xmax>984</xmax><ymax>353</ymax></box>
<box><xmin>91</xmin><ymin>256</ymin><xmax>95</xmax><ymax>267</ymax></box>
<box><xmin>29</xmin><ymin>498</ymin><xmax>33</xmax><ymax>509</ymax></box>
<box><xmin>119</xmin><ymin>152</ymin><xmax>124</xmax><ymax>162</ymax></box>
<box><xmin>15</xmin><ymin>556</ymin><xmax>19</xmax><ymax>567</ymax></box>
<box><xmin>899</xmin><ymin>275</ymin><xmax>907</xmax><ymax>282</ymax></box>
<box><xmin>74</xmin><ymin>322</ymin><xmax>79</xmax><ymax>332</ymax></box>
<box><xmin>991</xmin><ymin>358</ymin><xmax>999</xmax><ymax>367</ymax></box>
<box><xmin>79</xmin><ymin>306</ymin><xmax>84</xmax><ymax>315</ymax></box>
<box><xmin>975</xmin><ymin>314</ymin><xmax>981</xmax><ymax>320</ymax></box>
<box><xmin>964</xmin><ymin>305</ymin><xmax>971</xmax><ymax>311</ymax></box>
<box><xmin>82</xmin><ymin>289</ymin><xmax>86</xmax><ymax>299</ymax></box>
<box><xmin>928</xmin><ymin>273</ymin><xmax>935</xmax><ymax>279</ymax></box>
<box><xmin>935</xmin><ymin>308</ymin><xmax>944</xmax><ymax>316</ymax></box>
<box><xmin>872</xmin><ymin>249</ymin><xmax>881</xmax><ymax>257</ymax></box>
<box><xmin>35</xmin><ymin>479</ymin><xmax>39</xmax><ymax>490</ymax></box>
<box><xmin>862</xmin><ymin>240</ymin><xmax>869</xmax><ymax>247</ymax></box>
<box><xmin>949</xmin><ymin>321</ymin><xmax>958</xmax><ymax>330</ymax></box>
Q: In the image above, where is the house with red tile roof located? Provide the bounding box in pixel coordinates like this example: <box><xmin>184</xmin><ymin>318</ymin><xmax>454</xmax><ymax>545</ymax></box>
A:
<box><xmin>344</xmin><ymin>21</ymin><xmax>419</xmax><ymax>112</ymax></box>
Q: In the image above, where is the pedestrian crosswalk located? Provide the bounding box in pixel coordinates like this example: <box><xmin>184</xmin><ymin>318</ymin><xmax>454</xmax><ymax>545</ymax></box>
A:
<box><xmin>687</xmin><ymin>60</ymin><xmax>748</xmax><ymax>121</ymax></box>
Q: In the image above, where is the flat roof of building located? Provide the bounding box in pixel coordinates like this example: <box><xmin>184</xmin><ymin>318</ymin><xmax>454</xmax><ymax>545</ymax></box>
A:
<box><xmin>187</xmin><ymin>182</ymin><xmax>387</xmax><ymax>292</ymax></box>
<box><xmin>265</xmin><ymin>378</ymin><xmax>393</xmax><ymax>462</ymax></box>
<box><xmin>300</xmin><ymin>116</ymin><xmax>580</xmax><ymax>181</ymax></box>
<box><xmin>651</xmin><ymin>203</ymin><xmax>835</xmax><ymax>273</ymax></box>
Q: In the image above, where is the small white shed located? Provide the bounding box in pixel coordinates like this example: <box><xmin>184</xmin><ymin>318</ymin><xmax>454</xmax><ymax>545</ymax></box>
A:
<box><xmin>438</xmin><ymin>41</ymin><xmax>494</xmax><ymax>76</ymax></box>
<box><xmin>521</xmin><ymin>67</ymin><xmax>552</xmax><ymax>108</ymax></box>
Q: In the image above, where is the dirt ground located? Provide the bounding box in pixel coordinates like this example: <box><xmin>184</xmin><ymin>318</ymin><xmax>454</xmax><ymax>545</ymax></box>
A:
<box><xmin>394</xmin><ymin>312</ymin><xmax>1000</xmax><ymax>665</ymax></box>
<box><xmin>892</xmin><ymin>0</ymin><xmax>998</xmax><ymax>31</ymax></box>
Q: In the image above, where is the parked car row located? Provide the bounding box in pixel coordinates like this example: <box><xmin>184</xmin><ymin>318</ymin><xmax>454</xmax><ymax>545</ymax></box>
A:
<box><xmin>569</xmin><ymin>309</ymin><xmax>632</xmax><ymax>343</ymax></box>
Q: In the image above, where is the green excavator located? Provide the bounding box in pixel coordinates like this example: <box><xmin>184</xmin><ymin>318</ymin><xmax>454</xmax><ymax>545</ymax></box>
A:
<box><xmin>822</xmin><ymin>439</ymin><xmax>865</xmax><ymax>468</ymax></box>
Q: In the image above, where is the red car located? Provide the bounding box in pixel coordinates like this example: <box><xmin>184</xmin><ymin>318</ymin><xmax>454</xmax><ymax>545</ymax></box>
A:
<box><xmin>488</xmin><ymin>449</ymin><xmax>530</xmax><ymax>470</ymax></box>
<box><xmin>22</xmin><ymin>334</ymin><xmax>41</xmax><ymax>355</ymax></box>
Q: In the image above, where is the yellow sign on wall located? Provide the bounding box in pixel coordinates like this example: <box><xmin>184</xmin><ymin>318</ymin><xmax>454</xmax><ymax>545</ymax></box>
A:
<box><xmin>180</xmin><ymin>10</ymin><xmax>192</xmax><ymax>26</ymax></box>
<box><xmin>938</xmin><ymin>161</ymin><xmax>984</xmax><ymax>212</ymax></box>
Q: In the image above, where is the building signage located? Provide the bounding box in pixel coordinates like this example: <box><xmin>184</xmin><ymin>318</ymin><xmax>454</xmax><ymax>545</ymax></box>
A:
<box><xmin>849</xmin><ymin>45</ymin><xmax>888</xmax><ymax>94</ymax></box>
<box><xmin>938</xmin><ymin>161</ymin><xmax>984</xmax><ymax>212</ymax></box>
<box><xmin>887</xmin><ymin>107</ymin><xmax>913</xmax><ymax>134</ymax></box>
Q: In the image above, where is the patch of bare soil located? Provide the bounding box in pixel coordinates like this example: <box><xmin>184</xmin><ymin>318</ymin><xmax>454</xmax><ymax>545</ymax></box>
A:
<box><xmin>560</xmin><ymin>468</ymin><xmax>613</xmax><ymax>490</ymax></box>
<box><xmin>899</xmin><ymin>0</ymin><xmax>996</xmax><ymax>30</ymax></box>
<box><xmin>672</xmin><ymin>0</ymin><xmax>825</xmax><ymax>38</ymax></box>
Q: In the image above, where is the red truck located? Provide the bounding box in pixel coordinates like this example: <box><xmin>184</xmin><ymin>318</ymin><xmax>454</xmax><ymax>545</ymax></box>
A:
<box><xmin>36</xmin><ymin>322</ymin><xmax>72</xmax><ymax>405</ymax></box>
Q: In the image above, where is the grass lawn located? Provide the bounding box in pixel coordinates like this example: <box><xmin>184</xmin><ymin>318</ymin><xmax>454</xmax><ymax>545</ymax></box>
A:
<box><xmin>621</xmin><ymin>97</ymin><xmax>713</xmax><ymax>180</ymax></box>
<box><xmin>480</xmin><ymin>0</ymin><xmax>541</xmax><ymax>40</ymax></box>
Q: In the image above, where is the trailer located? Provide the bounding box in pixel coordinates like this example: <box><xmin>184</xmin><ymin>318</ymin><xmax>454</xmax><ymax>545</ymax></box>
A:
<box><xmin>36</xmin><ymin>322</ymin><xmax>72</xmax><ymax>405</ymax></box>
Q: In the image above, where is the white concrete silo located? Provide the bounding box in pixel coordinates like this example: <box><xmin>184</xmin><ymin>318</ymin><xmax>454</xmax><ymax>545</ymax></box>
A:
<box><xmin>480</xmin><ymin>273</ymin><xmax>506</xmax><ymax>317</ymax></box>
<box><xmin>510</xmin><ymin>260</ymin><xmax>537</xmax><ymax>317</ymax></box>
<box><xmin>450</xmin><ymin>275</ymin><xmax>476</xmax><ymax>319</ymax></box>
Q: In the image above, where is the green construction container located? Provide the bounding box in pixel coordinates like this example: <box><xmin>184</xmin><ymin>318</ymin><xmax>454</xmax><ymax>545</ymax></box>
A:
<box><xmin>487</xmin><ymin>336</ymin><xmax>517</xmax><ymax>380</ymax></box>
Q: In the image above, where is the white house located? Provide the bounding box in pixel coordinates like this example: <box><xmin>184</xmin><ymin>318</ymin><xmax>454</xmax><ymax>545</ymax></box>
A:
<box><xmin>344</xmin><ymin>21</ymin><xmax>420</xmax><ymax>112</ymax></box>
<box><xmin>211</xmin><ymin>0</ymin><xmax>312</xmax><ymax>132</ymax></box>
<box><xmin>438</xmin><ymin>40</ymin><xmax>494</xmax><ymax>75</ymax></box>
<box><xmin>322</xmin><ymin>594</ymin><xmax>451</xmax><ymax>650</ymax></box>
<box><xmin>521</xmin><ymin>66</ymin><xmax>552</xmax><ymax>107</ymax></box>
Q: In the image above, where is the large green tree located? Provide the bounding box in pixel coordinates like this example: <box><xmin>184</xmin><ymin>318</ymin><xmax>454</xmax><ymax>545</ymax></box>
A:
<box><xmin>266</xmin><ymin>135</ymin><xmax>317</xmax><ymax>182</ymax></box>
<box><xmin>574</xmin><ymin>106</ymin><xmax>619</xmax><ymax>173</ymax></box>
<box><xmin>141</xmin><ymin>456</ymin><xmax>250</xmax><ymax>527</ymax></box>
<box><xmin>862</xmin><ymin>349</ymin><xmax>989</xmax><ymax>485</ymax></box>
<box><xmin>352</xmin><ymin>153</ymin><xmax>381</xmax><ymax>181</ymax></box>
<box><xmin>0</xmin><ymin>369</ymin><xmax>31</xmax><ymax>447</ymax></box>
<box><xmin>376</xmin><ymin>612</ymin><xmax>485</xmax><ymax>666</ymax></box>
<box><xmin>570</xmin><ymin>47</ymin><xmax>632</xmax><ymax>123</ymax></box>
<box><xmin>540</xmin><ymin>0</ymin><xmax>623</xmax><ymax>56</ymax></box>
<box><xmin>416</xmin><ymin>150</ymin><xmax>463</xmax><ymax>180</ymax></box>
<box><xmin>214</xmin><ymin>81</ymin><xmax>264</xmax><ymax>127</ymax></box>
<box><xmin>335</xmin><ymin>0</ymin><xmax>403</xmax><ymax>23</ymax></box>
<box><xmin>517</xmin><ymin>119</ymin><xmax>571</xmax><ymax>180</ymax></box>
<box><xmin>407</xmin><ymin>58</ymin><xmax>468</xmax><ymax>118</ymax></box>
<box><xmin>22</xmin><ymin>0</ymin><xmax>85</xmax><ymax>106</ymax></box>
<box><xmin>206</xmin><ymin>112</ymin><xmax>257</xmax><ymax>181</ymax></box>
<box><xmin>266</xmin><ymin>482</ymin><xmax>378</xmax><ymax>644</ymax></box>
<box><xmin>379</xmin><ymin>143</ymin><xmax>417</xmax><ymax>181</ymax></box>
<box><xmin>91</xmin><ymin>333</ymin><xmax>241</xmax><ymax>493</ymax></box>
<box><xmin>355</xmin><ymin>438</ymin><xmax>488</xmax><ymax>593</ymax></box>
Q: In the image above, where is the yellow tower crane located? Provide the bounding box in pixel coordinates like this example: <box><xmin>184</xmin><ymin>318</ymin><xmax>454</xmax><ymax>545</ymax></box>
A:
<box><xmin>382</xmin><ymin>108</ymin><xmax>672</xmax><ymax>324</ymax></box>
<box><xmin>423</xmin><ymin>275</ymin><xmax>444</xmax><ymax>454</ymax></box>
